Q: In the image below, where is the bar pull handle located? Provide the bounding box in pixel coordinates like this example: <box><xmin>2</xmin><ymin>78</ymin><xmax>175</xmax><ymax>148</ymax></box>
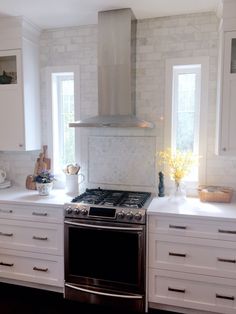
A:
<box><xmin>217</xmin><ymin>257</ymin><xmax>236</xmax><ymax>263</ymax></box>
<box><xmin>0</xmin><ymin>209</ymin><xmax>13</xmax><ymax>214</ymax></box>
<box><xmin>32</xmin><ymin>211</ymin><xmax>48</xmax><ymax>217</ymax></box>
<box><xmin>218</xmin><ymin>229</ymin><xmax>236</xmax><ymax>234</ymax></box>
<box><xmin>0</xmin><ymin>232</ymin><xmax>13</xmax><ymax>237</ymax></box>
<box><xmin>33</xmin><ymin>266</ymin><xmax>48</xmax><ymax>272</ymax></box>
<box><xmin>169</xmin><ymin>252</ymin><xmax>186</xmax><ymax>258</ymax></box>
<box><xmin>216</xmin><ymin>293</ymin><xmax>235</xmax><ymax>301</ymax></box>
<box><xmin>168</xmin><ymin>287</ymin><xmax>185</xmax><ymax>294</ymax></box>
<box><xmin>32</xmin><ymin>236</ymin><xmax>48</xmax><ymax>241</ymax></box>
<box><xmin>169</xmin><ymin>224</ymin><xmax>187</xmax><ymax>230</ymax></box>
<box><xmin>0</xmin><ymin>261</ymin><xmax>14</xmax><ymax>267</ymax></box>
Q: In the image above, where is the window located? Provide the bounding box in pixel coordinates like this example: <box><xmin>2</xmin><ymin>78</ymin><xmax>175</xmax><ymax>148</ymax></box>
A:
<box><xmin>52</xmin><ymin>72</ymin><xmax>75</xmax><ymax>173</ymax></box>
<box><xmin>46</xmin><ymin>66</ymin><xmax>79</xmax><ymax>184</ymax></box>
<box><xmin>165</xmin><ymin>57</ymin><xmax>209</xmax><ymax>191</ymax></box>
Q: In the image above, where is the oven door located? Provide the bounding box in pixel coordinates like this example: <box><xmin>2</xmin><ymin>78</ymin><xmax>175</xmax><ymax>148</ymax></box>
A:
<box><xmin>64</xmin><ymin>218</ymin><xmax>146</xmax><ymax>310</ymax></box>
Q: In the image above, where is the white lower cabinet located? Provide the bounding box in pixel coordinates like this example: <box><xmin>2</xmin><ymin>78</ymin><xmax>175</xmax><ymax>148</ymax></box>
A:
<box><xmin>0</xmin><ymin>203</ymin><xmax>64</xmax><ymax>291</ymax></box>
<box><xmin>148</xmin><ymin>215</ymin><xmax>236</xmax><ymax>314</ymax></box>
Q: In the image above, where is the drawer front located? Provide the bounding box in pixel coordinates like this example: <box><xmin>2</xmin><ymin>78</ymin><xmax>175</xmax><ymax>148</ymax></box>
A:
<box><xmin>0</xmin><ymin>203</ymin><xmax>63</xmax><ymax>223</ymax></box>
<box><xmin>149</xmin><ymin>269</ymin><xmax>236</xmax><ymax>314</ymax></box>
<box><xmin>0</xmin><ymin>249</ymin><xmax>64</xmax><ymax>287</ymax></box>
<box><xmin>0</xmin><ymin>219</ymin><xmax>63</xmax><ymax>255</ymax></box>
<box><xmin>149</xmin><ymin>216</ymin><xmax>236</xmax><ymax>241</ymax></box>
<box><xmin>149</xmin><ymin>234</ymin><xmax>236</xmax><ymax>279</ymax></box>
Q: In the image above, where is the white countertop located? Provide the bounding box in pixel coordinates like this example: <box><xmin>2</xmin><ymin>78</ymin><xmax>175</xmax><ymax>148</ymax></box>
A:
<box><xmin>147</xmin><ymin>196</ymin><xmax>236</xmax><ymax>221</ymax></box>
<box><xmin>0</xmin><ymin>186</ymin><xmax>72</xmax><ymax>206</ymax></box>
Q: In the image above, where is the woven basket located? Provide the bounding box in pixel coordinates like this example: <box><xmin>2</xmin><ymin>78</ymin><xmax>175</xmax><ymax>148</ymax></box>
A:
<box><xmin>198</xmin><ymin>185</ymin><xmax>233</xmax><ymax>203</ymax></box>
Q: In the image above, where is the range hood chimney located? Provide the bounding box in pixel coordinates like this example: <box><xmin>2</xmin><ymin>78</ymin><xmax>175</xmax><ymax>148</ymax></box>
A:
<box><xmin>70</xmin><ymin>8</ymin><xmax>154</xmax><ymax>128</ymax></box>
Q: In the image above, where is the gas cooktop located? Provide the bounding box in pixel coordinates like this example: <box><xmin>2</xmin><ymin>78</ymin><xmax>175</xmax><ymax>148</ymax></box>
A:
<box><xmin>71</xmin><ymin>187</ymin><xmax>151</xmax><ymax>208</ymax></box>
<box><xmin>65</xmin><ymin>188</ymin><xmax>152</xmax><ymax>224</ymax></box>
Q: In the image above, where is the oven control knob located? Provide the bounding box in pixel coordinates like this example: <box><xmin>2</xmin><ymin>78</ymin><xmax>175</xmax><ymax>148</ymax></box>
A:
<box><xmin>73</xmin><ymin>208</ymin><xmax>80</xmax><ymax>215</ymax></box>
<box><xmin>134</xmin><ymin>212</ymin><xmax>142</xmax><ymax>221</ymax></box>
<box><xmin>81</xmin><ymin>208</ymin><xmax>88</xmax><ymax>215</ymax></box>
<box><xmin>126</xmin><ymin>212</ymin><xmax>133</xmax><ymax>220</ymax></box>
<box><xmin>117</xmin><ymin>211</ymin><xmax>125</xmax><ymax>219</ymax></box>
<box><xmin>65</xmin><ymin>207</ymin><xmax>73</xmax><ymax>214</ymax></box>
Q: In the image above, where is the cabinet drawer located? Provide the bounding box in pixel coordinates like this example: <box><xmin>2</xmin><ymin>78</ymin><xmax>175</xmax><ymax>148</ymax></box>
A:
<box><xmin>149</xmin><ymin>269</ymin><xmax>236</xmax><ymax>314</ymax></box>
<box><xmin>148</xmin><ymin>216</ymin><xmax>236</xmax><ymax>241</ymax></box>
<box><xmin>0</xmin><ymin>203</ymin><xmax>63</xmax><ymax>223</ymax></box>
<box><xmin>0</xmin><ymin>249</ymin><xmax>63</xmax><ymax>287</ymax></box>
<box><xmin>149</xmin><ymin>234</ymin><xmax>236</xmax><ymax>279</ymax></box>
<box><xmin>0</xmin><ymin>219</ymin><xmax>63</xmax><ymax>255</ymax></box>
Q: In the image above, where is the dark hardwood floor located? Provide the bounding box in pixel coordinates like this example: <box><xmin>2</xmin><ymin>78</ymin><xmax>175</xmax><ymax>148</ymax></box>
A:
<box><xmin>0</xmin><ymin>283</ymin><xmax>178</xmax><ymax>314</ymax></box>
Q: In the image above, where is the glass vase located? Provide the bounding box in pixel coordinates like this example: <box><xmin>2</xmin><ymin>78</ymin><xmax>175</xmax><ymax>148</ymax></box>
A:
<box><xmin>169</xmin><ymin>180</ymin><xmax>186</xmax><ymax>203</ymax></box>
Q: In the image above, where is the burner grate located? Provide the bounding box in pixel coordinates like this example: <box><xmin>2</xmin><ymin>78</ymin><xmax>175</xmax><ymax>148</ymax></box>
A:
<box><xmin>71</xmin><ymin>188</ymin><xmax>151</xmax><ymax>208</ymax></box>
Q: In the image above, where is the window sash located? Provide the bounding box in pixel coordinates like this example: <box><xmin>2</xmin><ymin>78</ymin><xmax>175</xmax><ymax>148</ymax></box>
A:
<box><xmin>172</xmin><ymin>65</ymin><xmax>201</xmax><ymax>157</ymax></box>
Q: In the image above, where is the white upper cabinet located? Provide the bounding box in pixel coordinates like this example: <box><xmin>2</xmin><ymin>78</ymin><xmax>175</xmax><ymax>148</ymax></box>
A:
<box><xmin>0</xmin><ymin>17</ymin><xmax>41</xmax><ymax>151</ymax></box>
<box><xmin>217</xmin><ymin>30</ymin><xmax>236</xmax><ymax>155</ymax></box>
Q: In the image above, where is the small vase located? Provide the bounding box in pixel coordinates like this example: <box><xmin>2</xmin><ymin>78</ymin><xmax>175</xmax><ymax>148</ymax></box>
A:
<box><xmin>36</xmin><ymin>182</ymin><xmax>53</xmax><ymax>196</ymax></box>
<box><xmin>169</xmin><ymin>180</ymin><xmax>186</xmax><ymax>203</ymax></box>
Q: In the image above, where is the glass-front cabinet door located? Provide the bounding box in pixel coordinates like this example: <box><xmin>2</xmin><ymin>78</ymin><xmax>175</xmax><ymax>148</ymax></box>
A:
<box><xmin>0</xmin><ymin>49</ymin><xmax>24</xmax><ymax>150</ymax></box>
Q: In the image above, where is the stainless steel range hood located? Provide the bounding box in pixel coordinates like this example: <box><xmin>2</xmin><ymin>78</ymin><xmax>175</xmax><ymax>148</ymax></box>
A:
<box><xmin>69</xmin><ymin>8</ymin><xmax>153</xmax><ymax>128</ymax></box>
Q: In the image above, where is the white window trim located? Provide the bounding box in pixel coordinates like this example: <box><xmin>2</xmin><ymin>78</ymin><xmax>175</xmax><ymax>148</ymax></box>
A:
<box><xmin>45</xmin><ymin>65</ymin><xmax>81</xmax><ymax>187</ymax></box>
<box><xmin>165</xmin><ymin>57</ymin><xmax>209</xmax><ymax>193</ymax></box>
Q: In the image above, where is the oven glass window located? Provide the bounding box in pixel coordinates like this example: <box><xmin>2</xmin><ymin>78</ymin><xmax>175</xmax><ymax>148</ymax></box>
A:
<box><xmin>68</xmin><ymin>226</ymin><xmax>140</xmax><ymax>284</ymax></box>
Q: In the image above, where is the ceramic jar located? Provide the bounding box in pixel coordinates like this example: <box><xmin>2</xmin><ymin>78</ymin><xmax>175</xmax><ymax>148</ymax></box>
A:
<box><xmin>36</xmin><ymin>182</ymin><xmax>53</xmax><ymax>196</ymax></box>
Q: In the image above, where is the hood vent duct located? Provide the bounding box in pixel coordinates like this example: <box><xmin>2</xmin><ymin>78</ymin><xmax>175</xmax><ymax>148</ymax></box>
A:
<box><xmin>69</xmin><ymin>8</ymin><xmax>153</xmax><ymax>128</ymax></box>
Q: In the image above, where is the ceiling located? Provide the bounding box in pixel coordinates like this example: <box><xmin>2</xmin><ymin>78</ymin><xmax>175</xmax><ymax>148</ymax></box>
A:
<box><xmin>0</xmin><ymin>0</ymin><xmax>221</xmax><ymax>29</ymax></box>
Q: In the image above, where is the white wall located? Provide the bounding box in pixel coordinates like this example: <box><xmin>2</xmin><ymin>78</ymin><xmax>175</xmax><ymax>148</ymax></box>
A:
<box><xmin>2</xmin><ymin>11</ymin><xmax>235</xmax><ymax>193</ymax></box>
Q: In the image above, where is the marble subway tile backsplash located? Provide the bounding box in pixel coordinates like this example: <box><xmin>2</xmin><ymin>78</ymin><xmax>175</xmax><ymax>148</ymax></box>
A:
<box><xmin>88</xmin><ymin>136</ymin><xmax>156</xmax><ymax>189</ymax></box>
<box><xmin>0</xmin><ymin>151</ymin><xmax>40</xmax><ymax>187</ymax></box>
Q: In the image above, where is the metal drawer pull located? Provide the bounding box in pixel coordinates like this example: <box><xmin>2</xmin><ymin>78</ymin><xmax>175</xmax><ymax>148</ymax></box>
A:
<box><xmin>0</xmin><ymin>261</ymin><xmax>14</xmax><ymax>267</ymax></box>
<box><xmin>217</xmin><ymin>257</ymin><xmax>236</xmax><ymax>263</ymax></box>
<box><xmin>65</xmin><ymin>283</ymin><xmax>143</xmax><ymax>299</ymax></box>
<box><xmin>32</xmin><ymin>236</ymin><xmax>48</xmax><ymax>241</ymax></box>
<box><xmin>0</xmin><ymin>232</ymin><xmax>13</xmax><ymax>237</ymax></box>
<box><xmin>33</xmin><ymin>266</ymin><xmax>48</xmax><ymax>272</ymax></box>
<box><xmin>32</xmin><ymin>211</ymin><xmax>48</xmax><ymax>217</ymax></box>
<box><xmin>0</xmin><ymin>209</ymin><xmax>13</xmax><ymax>214</ymax></box>
<box><xmin>216</xmin><ymin>293</ymin><xmax>235</xmax><ymax>301</ymax></box>
<box><xmin>169</xmin><ymin>224</ymin><xmax>187</xmax><ymax>230</ymax></box>
<box><xmin>169</xmin><ymin>252</ymin><xmax>186</xmax><ymax>258</ymax></box>
<box><xmin>218</xmin><ymin>229</ymin><xmax>236</xmax><ymax>234</ymax></box>
<box><xmin>168</xmin><ymin>287</ymin><xmax>185</xmax><ymax>294</ymax></box>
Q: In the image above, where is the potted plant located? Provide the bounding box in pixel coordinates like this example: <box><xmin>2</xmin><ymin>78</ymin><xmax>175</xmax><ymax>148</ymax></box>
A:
<box><xmin>34</xmin><ymin>170</ymin><xmax>55</xmax><ymax>196</ymax></box>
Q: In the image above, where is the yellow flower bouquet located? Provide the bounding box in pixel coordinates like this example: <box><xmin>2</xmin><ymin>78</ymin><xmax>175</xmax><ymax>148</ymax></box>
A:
<box><xmin>158</xmin><ymin>148</ymin><xmax>199</xmax><ymax>199</ymax></box>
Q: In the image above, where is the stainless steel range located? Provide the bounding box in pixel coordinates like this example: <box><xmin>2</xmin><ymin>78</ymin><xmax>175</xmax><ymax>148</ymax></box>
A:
<box><xmin>64</xmin><ymin>188</ymin><xmax>152</xmax><ymax>312</ymax></box>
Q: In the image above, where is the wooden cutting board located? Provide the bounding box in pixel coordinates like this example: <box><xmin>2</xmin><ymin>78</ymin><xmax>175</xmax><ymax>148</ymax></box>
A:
<box><xmin>37</xmin><ymin>145</ymin><xmax>51</xmax><ymax>171</ymax></box>
<box><xmin>25</xmin><ymin>175</ymin><xmax>36</xmax><ymax>190</ymax></box>
<box><xmin>25</xmin><ymin>145</ymin><xmax>51</xmax><ymax>190</ymax></box>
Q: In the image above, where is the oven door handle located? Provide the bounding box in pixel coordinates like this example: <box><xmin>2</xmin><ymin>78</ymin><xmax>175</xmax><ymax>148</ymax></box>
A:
<box><xmin>64</xmin><ymin>220</ymin><xmax>143</xmax><ymax>231</ymax></box>
<box><xmin>65</xmin><ymin>283</ymin><xmax>143</xmax><ymax>299</ymax></box>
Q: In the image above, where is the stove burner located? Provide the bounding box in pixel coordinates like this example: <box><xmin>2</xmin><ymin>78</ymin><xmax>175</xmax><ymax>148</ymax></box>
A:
<box><xmin>71</xmin><ymin>188</ymin><xmax>151</xmax><ymax>208</ymax></box>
